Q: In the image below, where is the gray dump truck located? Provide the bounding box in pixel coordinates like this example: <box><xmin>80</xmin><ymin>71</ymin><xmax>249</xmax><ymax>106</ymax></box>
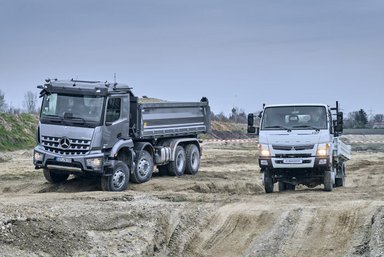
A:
<box><xmin>33</xmin><ymin>79</ymin><xmax>210</xmax><ymax>191</ymax></box>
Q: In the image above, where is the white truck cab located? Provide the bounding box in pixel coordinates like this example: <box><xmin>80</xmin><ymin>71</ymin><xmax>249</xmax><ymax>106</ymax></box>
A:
<box><xmin>248</xmin><ymin>102</ymin><xmax>351</xmax><ymax>193</ymax></box>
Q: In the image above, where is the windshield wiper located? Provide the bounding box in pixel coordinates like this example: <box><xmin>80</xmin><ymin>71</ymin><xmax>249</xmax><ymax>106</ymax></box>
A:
<box><xmin>264</xmin><ymin>125</ymin><xmax>291</xmax><ymax>131</ymax></box>
<box><xmin>292</xmin><ymin>125</ymin><xmax>320</xmax><ymax>131</ymax></box>
<box><xmin>64</xmin><ymin>116</ymin><xmax>86</xmax><ymax>124</ymax></box>
<box><xmin>41</xmin><ymin>114</ymin><xmax>63</xmax><ymax>122</ymax></box>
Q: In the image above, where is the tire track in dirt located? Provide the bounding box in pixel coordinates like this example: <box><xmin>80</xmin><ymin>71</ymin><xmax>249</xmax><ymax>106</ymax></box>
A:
<box><xmin>277</xmin><ymin>203</ymin><xmax>364</xmax><ymax>257</ymax></box>
<box><xmin>347</xmin><ymin>205</ymin><xmax>384</xmax><ymax>257</ymax></box>
<box><xmin>184</xmin><ymin>206</ymin><xmax>277</xmax><ymax>257</ymax></box>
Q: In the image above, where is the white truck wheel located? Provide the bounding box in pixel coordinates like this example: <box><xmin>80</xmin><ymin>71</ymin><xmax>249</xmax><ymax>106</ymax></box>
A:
<box><xmin>324</xmin><ymin>170</ymin><xmax>333</xmax><ymax>191</ymax></box>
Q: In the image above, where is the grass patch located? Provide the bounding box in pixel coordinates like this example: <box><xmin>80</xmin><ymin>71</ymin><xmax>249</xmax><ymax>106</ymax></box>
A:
<box><xmin>0</xmin><ymin>113</ymin><xmax>38</xmax><ymax>151</ymax></box>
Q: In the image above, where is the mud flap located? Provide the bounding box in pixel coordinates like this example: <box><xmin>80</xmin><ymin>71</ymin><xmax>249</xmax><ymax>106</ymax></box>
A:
<box><xmin>103</xmin><ymin>160</ymin><xmax>118</xmax><ymax>176</ymax></box>
<box><xmin>331</xmin><ymin>170</ymin><xmax>336</xmax><ymax>184</ymax></box>
<box><xmin>260</xmin><ymin>172</ymin><xmax>265</xmax><ymax>184</ymax></box>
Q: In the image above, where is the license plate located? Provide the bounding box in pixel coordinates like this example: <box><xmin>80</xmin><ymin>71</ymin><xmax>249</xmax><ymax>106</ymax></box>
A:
<box><xmin>56</xmin><ymin>157</ymin><xmax>72</xmax><ymax>163</ymax></box>
<box><xmin>283</xmin><ymin>158</ymin><xmax>303</xmax><ymax>164</ymax></box>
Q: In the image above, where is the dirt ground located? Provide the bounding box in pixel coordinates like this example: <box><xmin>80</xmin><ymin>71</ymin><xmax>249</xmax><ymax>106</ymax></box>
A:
<box><xmin>0</xmin><ymin>138</ymin><xmax>383</xmax><ymax>257</ymax></box>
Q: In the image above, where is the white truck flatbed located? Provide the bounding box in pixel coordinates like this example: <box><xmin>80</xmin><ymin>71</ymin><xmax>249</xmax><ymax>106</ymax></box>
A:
<box><xmin>334</xmin><ymin>137</ymin><xmax>351</xmax><ymax>161</ymax></box>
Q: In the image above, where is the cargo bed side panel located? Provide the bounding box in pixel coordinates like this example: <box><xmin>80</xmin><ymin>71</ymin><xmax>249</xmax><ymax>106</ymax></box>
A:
<box><xmin>137</xmin><ymin>102</ymin><xmax>210</xmax><ymax>139</ymax></box>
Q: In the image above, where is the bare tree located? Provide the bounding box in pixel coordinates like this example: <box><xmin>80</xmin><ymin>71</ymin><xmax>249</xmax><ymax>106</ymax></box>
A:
<box><xmin>23</xmin><ymin>91</ymin><xmax>37</xmax><ymax>113</ymax></box>
<box><xmin>229</xmin><ymin>107</ymin><xmax>247</xmax><ymax>123</ymax></box>
<box><xmin>373</xmin><ymin>114</ymin><xmax>384</xmax><ymax>123</ymax></box>
<box><xmin>0</xmin><ymin>89</ymin><xmax>7</xmax><ymax>112</ymax></box>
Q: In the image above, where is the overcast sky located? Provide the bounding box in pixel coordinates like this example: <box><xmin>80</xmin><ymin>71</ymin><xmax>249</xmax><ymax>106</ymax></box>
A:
<box><xmin>1</xmin><ymin>0</ymin><xmax>383</xmax><ymax>115</ymax></box>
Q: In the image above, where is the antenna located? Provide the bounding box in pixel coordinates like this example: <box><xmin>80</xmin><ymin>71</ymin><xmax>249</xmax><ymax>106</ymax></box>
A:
<box><xmin>114</xmin><ymin>73</ymin><xmax>117</xmax><ymax>84</ymax></box>
<box><xmin>71</xmin><ymin>76</ymin><xmax>78</xmax><ymax>87</ymax></box>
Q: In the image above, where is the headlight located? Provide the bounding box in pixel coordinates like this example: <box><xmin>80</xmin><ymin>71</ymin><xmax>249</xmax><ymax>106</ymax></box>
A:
<box><xmin>34</xmin><ymin>151</ymin><xmax>44</xmax><ymax>162</ymax></box>
<box><xmin>316</xmin><ymin>143</ymin><xmax>330</xmax><ymax>156</ymax></box>
<box><xmin>86</xmin><ymin>157</ymin><xmax>103</xmax><ymax>169</ymax></box>
<box><xmin>258</xmin><ymin>144</ymin><xmax>270</xmax><ymax>157</ymax></box>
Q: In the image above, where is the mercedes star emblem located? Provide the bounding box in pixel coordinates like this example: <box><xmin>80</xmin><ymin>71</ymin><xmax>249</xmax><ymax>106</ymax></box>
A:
<box><xmin>60</xmin><ymin>137</ymin><xmax>71</xmax><ymax>149</ymax></box>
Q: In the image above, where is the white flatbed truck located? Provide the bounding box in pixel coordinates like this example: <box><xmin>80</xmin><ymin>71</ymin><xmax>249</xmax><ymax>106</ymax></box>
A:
<box><xmin>248</xmin><ymin>101</ymin><xmax>351</xmax><ymax>193</ymax></box>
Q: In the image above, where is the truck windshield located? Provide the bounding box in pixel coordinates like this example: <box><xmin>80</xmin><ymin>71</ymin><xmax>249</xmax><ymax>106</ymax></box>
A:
<box><xmin>261</xmin><ymin>106</ymin><xmax>327</xmax><ymax>130</ymax></box>
<box><xmin>40</xmin><ymin>93</ymin><xmax>104</xmax><ymax>127</ymax></box>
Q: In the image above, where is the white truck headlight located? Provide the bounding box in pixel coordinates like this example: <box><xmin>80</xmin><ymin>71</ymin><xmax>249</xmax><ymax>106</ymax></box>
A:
<box><xmin>258</xmin><ymin>144</ymin><xmax>270</xmax><ymax>157</ymax></box>
<box><xmin>86</xmin><ymin>157</ymin><xmax>103</xmax><ymax>169</ymax></box>
<box><xmin>316</xmin><ymin>143</ymin><xmax>330</xmax><ymax>156</ymax></box>
<box><xmin>34</xmin><ymin>151</ymin><xmax>44</xmax><ymax>162</ymax></box>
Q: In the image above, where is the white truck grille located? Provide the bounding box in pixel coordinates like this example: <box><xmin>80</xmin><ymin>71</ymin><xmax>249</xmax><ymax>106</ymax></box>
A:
<box><xmin>272</xmin><ymin>145</ymin><xmax>314</xmax><ymax>151</ymax></box>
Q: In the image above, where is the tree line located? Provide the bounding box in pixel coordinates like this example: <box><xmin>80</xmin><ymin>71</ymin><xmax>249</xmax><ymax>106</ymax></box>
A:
<box><xmin>344</xmin><ymin>109</ymin><xmax>384</xmax><ymax>129</ymax></box>
<box><xmin>212</xmin><ymin>107</ymin><xmax>384</xmax><ymax>129</ymax></box>
<box><xmin>0</xmin><ymin>89</ymin><xmax>382</xmax><ymax>129</ymax></box>
<box><xmin>0</xmin><ymin>89</ymin><xmax>38</xmax><ymax>114</ymax></box>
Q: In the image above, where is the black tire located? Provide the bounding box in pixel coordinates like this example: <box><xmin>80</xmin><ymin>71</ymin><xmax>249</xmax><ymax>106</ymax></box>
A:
<box><xmin>101</xmin><ymin>161</ymin><xmax>130</xmax><ymax>191</ymax></box>
<box><xmin>278</xmin><ymin>182</ymin><xmax>295</xmax><ymax>192</ymax></box>
<box><xmin>264</xmin><ymin>171</ymin><xmax>274</xmax><ymax>193</ymax></box>
<box><xmin>131</xmin><ymin>150</ymin><xmax>153</xmax><ymax>184</ymax></box>
<box><xmin>324</xmin><ymin>170</ymin><xmax>333</xmax><ymax>191</ymax></box>
<box><xmin>286</xmin><ymin>183</ymin><xmax>295</xmax><ymax>191</ymax></box>
<box><xmin>335</xmin><ymin>164</ymin><xmax>345</xmax><ymax>187</ymax></box>
<box><xmin>157</xmin><ymin>165</ymin><xmax>168</xmax><ymax>176</ymax></box>
<box><xmin>43</xmin><ymin>169</ymin><xmax>69</xmax><ymax>183</ymax></box>
<box><xmin>278</xmin><ymin>182</ymin><xmax>286</xmax><ymax>192</ymax></box>
<box><xmin>185</xmin><ymin>144</ymin><xmax>200</xmax><ymax>175</ymax></box>
<box><xmin>168</xmin><ymin>145</ymin><xmax>186</xmax><ymax>176</ymax></box>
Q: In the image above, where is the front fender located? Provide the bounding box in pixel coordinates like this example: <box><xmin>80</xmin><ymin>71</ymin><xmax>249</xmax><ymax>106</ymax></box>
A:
<box><xmin>109</xmin><ymin>139</ymin><xmax>134</xmax><ymax>158</ymax></box>
<box><xmin>133</xmin><ymin>142</ymin><xmax>154</xmax><ymax>157</ymax></box>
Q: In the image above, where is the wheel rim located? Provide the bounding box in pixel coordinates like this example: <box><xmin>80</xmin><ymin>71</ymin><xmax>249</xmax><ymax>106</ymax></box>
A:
<box><xmin>176</xmin><ymin>152</ymin><xmax>184</xmax><ymax>171</ymax></box>
<box><xmin>138</xmin><ymin>158</ymin><xmax>150</xmax><ymax>177</ymax></box>
<box><xmin>112</xmin><ymin>169</ymin><xmax>125</xmax><ymax>189</ymax></box>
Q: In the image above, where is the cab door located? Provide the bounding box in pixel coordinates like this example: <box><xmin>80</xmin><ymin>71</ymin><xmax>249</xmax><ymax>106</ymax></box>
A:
<box><xmin>102</xmin><ymin>96</ymin><xmax>130</xmax><ymax>149</ymax></box>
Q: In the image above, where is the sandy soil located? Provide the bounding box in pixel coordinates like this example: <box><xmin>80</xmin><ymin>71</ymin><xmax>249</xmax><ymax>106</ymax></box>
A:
<box><xmin>0</xmin><ymin>140</ymin><xmax>383</xmax><ymax>257</ymax></box>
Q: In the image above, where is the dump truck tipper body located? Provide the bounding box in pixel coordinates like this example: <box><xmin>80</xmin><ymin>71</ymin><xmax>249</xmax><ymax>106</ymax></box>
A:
<box><xmin>33</xmin><ymin>79</ymin><xmax>210</xmax><ymax>191</ymax></box>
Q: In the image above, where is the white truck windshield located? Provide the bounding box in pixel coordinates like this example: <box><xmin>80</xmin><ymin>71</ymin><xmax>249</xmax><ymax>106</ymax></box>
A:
<box><xmin>261</xmin><ymin>106</ymin><xmax>327</xmax><ymax>130</ymax></box>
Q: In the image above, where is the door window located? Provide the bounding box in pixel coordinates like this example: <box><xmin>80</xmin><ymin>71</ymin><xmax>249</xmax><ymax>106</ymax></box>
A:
<box><xmin>106</xmin><ymin>98</ymin><xmax>121</xmax><ymax>123</ymax></box>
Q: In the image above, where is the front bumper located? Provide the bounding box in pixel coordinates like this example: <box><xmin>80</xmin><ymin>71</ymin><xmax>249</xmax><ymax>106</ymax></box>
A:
<box><xmin>33</xmin><ymin>146</ymin><xmax>105</xmax><ymax>173</ymax></box>
<box><xmin>259</xmin><ymin>156</ymin><xmax>330</xmax><ymax>169</ymax></box>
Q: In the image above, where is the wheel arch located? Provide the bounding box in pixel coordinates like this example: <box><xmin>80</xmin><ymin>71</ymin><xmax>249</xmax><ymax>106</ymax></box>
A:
<box><xmin>109</xmin><ymin>139</ymin><xmax>135</xmax><ymax>170</ymax></box>
<box><xmin>110</xmin><ymin>139</ymin><xmax>134</xmax><ymax>159</ymax></box>
<box><xmin>133</xmin><ymin>142</ymin><xmax>155</xmax><ymax>159</ymax></box>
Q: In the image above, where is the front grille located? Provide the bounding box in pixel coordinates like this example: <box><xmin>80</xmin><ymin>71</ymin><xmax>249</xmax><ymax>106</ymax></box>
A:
<box><xmin>275</xmin><ymin>160</ymin><xmax>312</xmax><ymax>164</ymax></box>
<box><xmin>272</xmin><ymin>145</ymin><xmax>314</xmax><ymax>151</ymax></box>
<box><xmin>275</xmin><ymin>154</ymin><xmax>312</xmax><ymax>158</ymax></box>
<box><xmin>42</xmin><ymin>136</ymin><xmax>91</xmax><ymax>155</ymax></box>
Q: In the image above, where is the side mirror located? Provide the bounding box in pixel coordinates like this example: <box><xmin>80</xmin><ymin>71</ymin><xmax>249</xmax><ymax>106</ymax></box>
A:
<box><xmin>335</xmin><ymin>124</ymin><xmax>343</xmax><ymax>133</ymax></box>
<box><xmin>258</xmin><ymin>111</ymin><xmax>263</xmax><ymax>118</ymax></box>
<box><xmin>337</xmin><ymin>112</ymin><xmax>343</xmax><ymax>125</ymax></box>
<box><xmin>248</xmin><ymin>113</ymin><xmax>254</xmax><ymax>127</ymax></box>
<box><xmin>334</xmin><ymin>112</ymin><xmax>343</xmax><ymax>133</ymax></box>
<box><xmin>247</xmin><ymin>126</ymin><xmax>260</xmax><ymax>135</ymax></box>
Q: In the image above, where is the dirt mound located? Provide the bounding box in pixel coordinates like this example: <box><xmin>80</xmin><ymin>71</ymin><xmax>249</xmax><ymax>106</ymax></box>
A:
<box><xmin>210</xmin><ymin>121</ymin><xmax>250</xmax><ymax>139</ymax></box>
